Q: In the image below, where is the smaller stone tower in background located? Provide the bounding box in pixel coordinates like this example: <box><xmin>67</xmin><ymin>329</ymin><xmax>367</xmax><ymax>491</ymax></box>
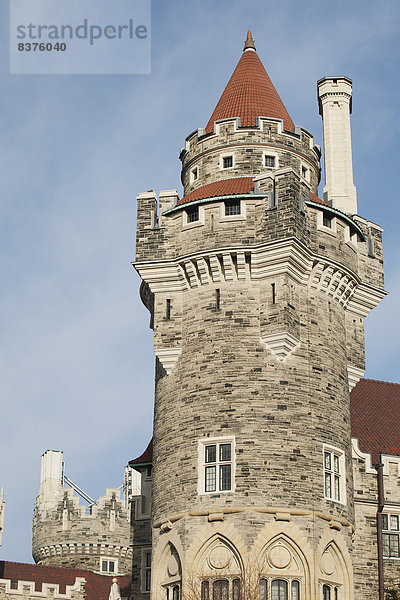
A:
<box><xmin>32</xmin><ymin>450</ymin><xmax>138</xmax><ymax>574</ymax></box>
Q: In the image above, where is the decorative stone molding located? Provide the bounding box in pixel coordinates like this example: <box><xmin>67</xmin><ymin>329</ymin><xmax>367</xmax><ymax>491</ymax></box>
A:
<box><xmin>135</xmin><ymin>238</ymin><xmax>385</xmax><ymax>318</ymax></box>
<box><xmin>154</xmin><ymin>505</ymin><xmax>354</xmax><ymax>532</ymax></box>
<box><xmin>34</xmin><ymin>542</ymin><xmax>132</xmax><ymax>561</ymax></box>
<box><xmin>346</xmin><ymin>282</ymin><xmax>387</xmax><ymax>317</ymax></box>
<box><xmin>329</xmin><ymin>520</ymin><xmax>342</xmax><ymax>531</ymax></box>
<box><xmin>261</xmin><ymin>332</ymin><xmax>300</xmax><ymax>361</ymax></box>
<box><xmin>161</xmin><ymin>521</ymin><xmax>173</xmax><ymax>531</ymax></box>
<box><xmin>347</xmin><ymin>365</ymin><xmax>364</xmax><ymax>391</ymax></box>
<box><xmin>154</xmin><ymin>347</ymin><xmax>182</xmax><ymax>375</ymax></box>
<box><xmin>275</xmin><ymin>512</ymin><xmax>291</xmax><ymax>522</ymax></box>
<box><xmin>208</xmin><ymin>512</ymin><xmax>224</xmax><ymax>522</ymax></box>
<box><xmin>351</xmin><ymin>438</ymin><xmax>376</xmax><ymax>474</ymax></box>
<box><xmin>309</xmin><ymin>260</ymin><xmax>357</xmax><ymax>307</ymax></box>
<box><xmin>0</xmin><ymin>577</ymin><xmax>85</xmax><ymax>599</ymax></box>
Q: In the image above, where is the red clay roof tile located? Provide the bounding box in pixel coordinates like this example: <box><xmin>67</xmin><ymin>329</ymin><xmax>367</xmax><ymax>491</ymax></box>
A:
<box><xmin>178</xmin><ymin>177</ymin><xmax>255</xmax><ymax>206</ymax></box>
<box><xmin>0</xmin><ymin>561</ymin><xmax>131</xmax><ymax>600</ymax></box>
<box><xmin>205</xmin><ymin>49</ymin><xmax>294</xmax><ymax>134</ymax></box>
<box><xmin>309</xmin><ymin>192</ymin><xmax>328</xmax><ymax>207</ymax></box>
<box><xmin>350</xmin><ymin>379</ymin><xmax>400</xmax><ymax>463</ymax></box>
<box><xmin>129</xmin><ymin>438</ymin><xmax>153</xmax><ymax>466</ymax></box>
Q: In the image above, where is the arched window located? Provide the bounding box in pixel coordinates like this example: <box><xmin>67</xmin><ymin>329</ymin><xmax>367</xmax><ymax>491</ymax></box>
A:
<box><xmin>232</xmin><ymin>579</ymin><xmax>241</xmax><ymax>600</ymax></box>
<box><xmin>201</xmin><ymin>581</ymin><xmax>210</xmax><ymax>600</ymax></box>
<box><xmin>323</xmin><ymin>585</ymin><xmax>331</xmax><ymax>600</ymax></box>
<box><xmin>259</xmin><ymin>579</ymin><xmax>267</xmax><ymax>600</ymax></box>
<box><xmin>213</xmin><ymin>580</ymin><xmax>229</xmax><ymax>600</ymax></box>
<box><xmin>271</xmin><ymin>580</ymin><xmax>288</xmax><ymax>600</ymax></box>
<box><xmin>291</xmin><ymin>580</ymin><xmax>300</xmax><ymax>600</ymax></box>
<box><xmin>334</xmin><ymin>587</ymin><xmax>338</xmax><ymax>600</ymax></box>
<box><xmin>172</xmin><ymin>585</ymin><xmax>179</xmax><ymax>600</ymax></box>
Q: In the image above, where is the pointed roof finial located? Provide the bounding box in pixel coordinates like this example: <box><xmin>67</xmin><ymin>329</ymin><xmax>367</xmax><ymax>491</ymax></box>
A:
<box><xmin>244</xmin><ymin>29</ymin><xmax>256</xmax><ymax>52</ymax></box>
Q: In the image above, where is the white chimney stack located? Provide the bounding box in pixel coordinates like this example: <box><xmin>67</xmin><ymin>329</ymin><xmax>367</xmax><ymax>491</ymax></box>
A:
<box><xmin>38</xmin><ymin>450</ymin><xmax>63</xmax><ymax>508</ymax></box>
<box><xmin>318</xmin><ymin>76</ymin><xmax>357</xmax><ymax>215</ymax></box>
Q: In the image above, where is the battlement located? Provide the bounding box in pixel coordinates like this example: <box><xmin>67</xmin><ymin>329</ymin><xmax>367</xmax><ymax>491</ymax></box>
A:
<box><xmin>32</xmin><ymin>451</ymin><xmax>135</xmax><ymax>573</ymax></box>
<box><xmin>180</xmin><ymin>117</ymin><xmax>321</xmax><ymax>198</ymax></box>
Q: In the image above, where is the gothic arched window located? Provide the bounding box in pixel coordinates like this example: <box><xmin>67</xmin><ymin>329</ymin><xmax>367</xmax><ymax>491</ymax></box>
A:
<box><xmin>172</xmin><ymin>585</ymin><xmax>179</xmax><ymax>600</ymax></box>
<box><xmin>259</xmin><ymin>579</ymin><xmax>267</xmax><ymax>600</ymax></box>
<box><xmin>232</xmin><ymin>578</ymin><xmax>241</xmax><ymax>600</ymax></box>
<box><xmin>323</xmin><ymin>585</ymin><xmax>331</xmax><ymax>600</ymax></box>
<box><xmin>213</xmin><ymin>579</ymin><xmax>229</xmax><ymax>600</ymax></box>
<box><xmin>201</xmin><ymin>581</ymin><xmax>210</xmax><ymax>600</ymax></box>
<box><xmin>291</xmin><ymin>580</ymin><xmax>300</xmax><ymax>600</ymax></box>
<box><xmin>271</xmin><ymin>579</ymin><xmax>288</xmax><ymax>600</ymax></box>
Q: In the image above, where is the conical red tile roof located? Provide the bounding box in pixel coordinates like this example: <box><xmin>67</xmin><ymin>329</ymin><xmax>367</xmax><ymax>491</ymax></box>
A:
<box><xmin>205</xmin><ymin>43</ymin><xmax>294</xmax><ymax>134</ymax></box>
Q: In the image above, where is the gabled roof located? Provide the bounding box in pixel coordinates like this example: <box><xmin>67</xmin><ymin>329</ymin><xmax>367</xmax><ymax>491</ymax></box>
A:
<box><xmin>350</xmin><ymin>379</ymin><xmax>400</xmax><ymax>463</ymax></box>
<box><xmin>205</xmin><ymin>31</ymin><xmax>294</xmax><ymax>134</ymax></box>
<box><xmin>178</xmin><ymin>177</ymin><xmax>255</xmax><ymax>206</ymax></box>
<box><xmin>0</xmin><ymin>561</ymin><xmax>131</xmax><ymax>600</ymax></box>
<box><xmin>129</xmin><ymin>438</ymin><xmax>153</xmax><ymax>467</ymax></box>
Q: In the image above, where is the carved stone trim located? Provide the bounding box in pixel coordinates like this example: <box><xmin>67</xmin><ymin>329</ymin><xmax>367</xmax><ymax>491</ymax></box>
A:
<box><xmin>261</xmin><ymin>331</ymin><xmax>300</xmax><ymax>360</ymax></box>
<box><xmin>154</xmin><ymin>347</ymin><xmax>182</xmax><ymax>375</ymax></box>
<box><xmin>347</xmin><ymin>364</ymin><xmax>364</xmax><ymax>391</ymax></box>
<box><xmin>134</xmin><ymin>238</ymin><xmax>385</xmax><ymax>316</ymax></box>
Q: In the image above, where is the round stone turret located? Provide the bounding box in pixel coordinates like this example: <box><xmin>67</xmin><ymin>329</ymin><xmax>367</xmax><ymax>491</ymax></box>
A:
<box><xmin>32</xmin><ymin>451</ymin><xmax>133</xmax><ymax>574</ymax></box>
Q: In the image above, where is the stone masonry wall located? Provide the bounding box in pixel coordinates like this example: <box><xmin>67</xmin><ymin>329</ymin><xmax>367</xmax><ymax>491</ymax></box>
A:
<box><xmin>32</xmin><ymin>489</ymin><xmax>132</xmax><ymax>573</ymax></box>
<box><xmin>352</xmin><ymin>449</ymin><xmax>400</xmax><ymax>597</ymax></box>
<box><xmin>180</xmin><ymin>120</ymin><xmax>320</xmax><ymax>197</ymax></box>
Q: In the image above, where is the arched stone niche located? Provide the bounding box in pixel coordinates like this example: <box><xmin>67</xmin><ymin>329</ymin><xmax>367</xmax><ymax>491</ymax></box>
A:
<box><xmin>194</xmin><ymin>535</ymin><xmax>242</xmax><ymax>578</ymax></box>
<box><xmin>318</xmin><ymin>542</ymin><xmax>348</xmax><ymax>597</ymax></box>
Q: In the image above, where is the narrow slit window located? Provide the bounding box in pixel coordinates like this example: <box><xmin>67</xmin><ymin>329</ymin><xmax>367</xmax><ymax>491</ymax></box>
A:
<box><xmin>259</xmin><ymin>579</ymin><xmax>267</xmax><ymax>600</ymax></box>
<box><xmin>272</xmin><ymin>283</ymin><xmax>276</xmax><ymax>304</ymax></box>
<box><xmin>323</xmin><ymin>585</ymin><xmax>331</xmax><ymax>600</ymax></box>
<box><xmin>216</xmin><ymin>288</ymin><xmax>221</xmax><ymax>310</ymax></box>
<box><xmin>201</xmin><ymin>582</ymin><xmax>210</xmax><ymax>600</ymax></box>
<box><xmin>166</xmin><ymin>299</ymin><xmax>171</xmax><ymax>320</ymax></box>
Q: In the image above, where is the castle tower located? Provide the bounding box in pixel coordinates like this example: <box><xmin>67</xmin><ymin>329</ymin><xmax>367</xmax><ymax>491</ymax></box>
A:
<box><xmin>134</xmin><ymin>31</ymin><xmax>385</xmax><ymax>600</ymax></box>
<box><xmin>32</xmin><ymin>450</ymin><xmax>134</xmax><ymax>574</ymax></box>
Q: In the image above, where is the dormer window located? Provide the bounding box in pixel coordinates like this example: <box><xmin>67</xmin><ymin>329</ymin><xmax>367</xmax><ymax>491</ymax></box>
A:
<box><xmin>223</xmin><ymin>156</ymin><xmax>233</xmax><ymax>169</ymax></box>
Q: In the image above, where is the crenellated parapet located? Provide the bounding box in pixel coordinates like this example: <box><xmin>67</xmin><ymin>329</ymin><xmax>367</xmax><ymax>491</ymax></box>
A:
<box><xmin>180</xmin><ymin>117</ymin><xmax>321</xmax><ymax>197</ymax></box>
<box><xmin>32</xmin><ymin>451</ymin><xmax>133</xmax><ymax>574</ymax></box>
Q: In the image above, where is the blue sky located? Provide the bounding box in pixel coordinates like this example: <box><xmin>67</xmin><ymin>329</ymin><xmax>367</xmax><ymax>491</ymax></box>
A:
<box><xmin>0</xmin><ymin>0</ymin><xmax>399</xmax><ymax>563</ymax></box>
